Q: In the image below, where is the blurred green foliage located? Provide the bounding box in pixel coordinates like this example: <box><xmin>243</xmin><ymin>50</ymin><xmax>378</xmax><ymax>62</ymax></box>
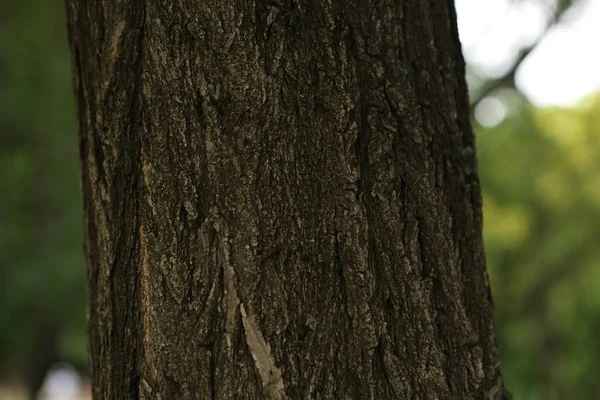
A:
<box><xmin>0</xmin><ymin>1</ymin><xmax>599</xmax><ymax>399</ymax></box>
<box><xmin>0</xmin><ymin>0</ymin><xmax>87</xmax><ymax>386</ymax></box>
<box><xmin>479</xmin><ymin>93</ymin><xmax>600</xmax><ymax>399</ymax></box>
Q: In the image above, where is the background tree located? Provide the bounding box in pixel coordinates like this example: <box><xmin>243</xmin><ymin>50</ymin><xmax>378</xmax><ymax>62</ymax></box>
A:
<box><xmin>65</xmin><ymin>1</ymin><xmax>510</xmax><ymax>399</ymax></box>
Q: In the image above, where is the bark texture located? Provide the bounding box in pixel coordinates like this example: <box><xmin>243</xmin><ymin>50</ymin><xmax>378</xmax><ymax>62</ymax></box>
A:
<box><xmin>66</xmin><ymin>0</ymin><xmax>510</xmax><ymax>398</ymax></box>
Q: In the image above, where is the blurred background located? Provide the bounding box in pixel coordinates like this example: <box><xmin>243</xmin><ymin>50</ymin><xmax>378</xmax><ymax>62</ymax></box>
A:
<box><xmin>0</xmin><ymin>0</ymin><xmax>599</xmax><ymax>399</ymax></box>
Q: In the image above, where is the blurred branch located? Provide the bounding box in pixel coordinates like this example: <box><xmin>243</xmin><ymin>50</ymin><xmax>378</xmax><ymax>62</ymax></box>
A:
<box><xmin>470</xmin><ymin>0</ymin><xmax>577</xmax><ymax>106</ymax></box>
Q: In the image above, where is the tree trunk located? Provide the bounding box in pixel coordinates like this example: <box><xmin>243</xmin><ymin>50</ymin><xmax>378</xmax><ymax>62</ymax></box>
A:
<box><xmin>66</xmin><ymin>0</ymin><xmax>510</xmax><ymax>398</ymax></box>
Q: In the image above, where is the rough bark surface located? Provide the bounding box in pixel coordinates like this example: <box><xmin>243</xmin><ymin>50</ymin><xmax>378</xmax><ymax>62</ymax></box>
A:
<box><xmin>66</xmin><ymin>0</ymin><xmax>510</xmax><ymax>399</ymax></box>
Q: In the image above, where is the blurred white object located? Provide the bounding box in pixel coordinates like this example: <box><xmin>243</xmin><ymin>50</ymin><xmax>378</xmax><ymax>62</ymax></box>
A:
<box><xmin>37</xmin><ymin>364</ymin><xmax>81</xmax><ymax>400</ymax></box>
<box><xmin>475</xmin><ymin>96</ymin><xmax>508</xmax><ymax>128</ymax></box>
<box><xmin>456</xmin><ymin>0</ymin><xmax>600</xmax><ymax>107</ymax></box>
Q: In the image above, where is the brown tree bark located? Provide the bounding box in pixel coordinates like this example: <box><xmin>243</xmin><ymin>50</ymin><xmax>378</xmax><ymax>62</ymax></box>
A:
<box><xmin>66</xmin><ymin>0</ymin><xmax>510</xmax><ymax>398</ymax></box>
